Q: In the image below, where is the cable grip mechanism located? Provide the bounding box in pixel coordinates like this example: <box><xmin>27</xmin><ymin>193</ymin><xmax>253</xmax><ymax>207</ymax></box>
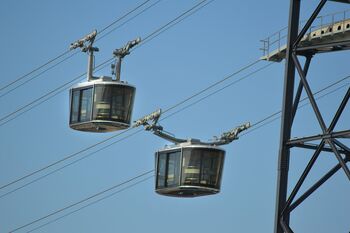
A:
<box><xmin>112</xmin><ymin>37</ymin><xmax>141</xmax><ymax>81</ymax></box>
<box><xmin>69</xmin><ymin>30</ymin><xmax>99</xmax><ymax>81</ymax></box>
<box><xmin>133</xmin><ymin>109</ymin><xmax>161</xmax><ymax>129</ymax></box>
<box><xmin>70</xmin><ymin>30</ymin><xmax>98</xmax><ymax>51</ymax></box>
<box><xmin>113</xmin><ymin>37</ymin><xmax>141</xmax><ymax>58</ymax></box>
<box><xmin>212</xmin><ymin>122</ymin><xmax>251</xmax><ymax>145</ymax></box>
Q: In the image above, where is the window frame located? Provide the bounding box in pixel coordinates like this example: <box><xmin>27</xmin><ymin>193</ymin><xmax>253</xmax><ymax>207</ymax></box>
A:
<box><xmin>92</xmin><ymin>84</ymin><xmax>135</xmax><ymax>124</ymax></box>
<box><xmin>70</xmin><ymin>86</ymin><xmax>94</xmax><ymax>124</ymax></box>
<box><xmin>155</xmin><ymin>149</ymin><xmax>182</xmax><ymax>189</ymax></box>
<box><xmin>181</xmin><ymin>148</ymin><xmax>225</xmax><ymax>189</ymax></box>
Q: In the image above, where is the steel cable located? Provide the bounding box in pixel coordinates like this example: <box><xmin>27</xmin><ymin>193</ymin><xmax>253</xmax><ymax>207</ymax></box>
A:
<box><xmin>8</xmin><ymin>80</ymin><xmax>350</xmax><ymax>233</ymax></box>
<box><xmin>0</xmin><ymin>0</ymin><xmax>216</xmax><ymax>192</ymax></box>
<box><xmin>9</xmin><ymin>170</ymin><xmax>154</xmax><ymax>233</ymax></box>
<box><xmin>0</xmin><ymin>0</ymin><xmax>159</xmax><ymax>98</ymax></box>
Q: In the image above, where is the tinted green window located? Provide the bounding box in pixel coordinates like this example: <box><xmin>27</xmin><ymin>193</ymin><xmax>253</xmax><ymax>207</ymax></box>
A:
<box><xmin>93</xmin><ymin>85</ymin><xmax>135</xmax><ymax>124</ymax></box>
<box><xmin>182</xmin><ymin>150</ymin><xmax>201</xmax><ymax>186</ymax></box>
<box><xmin>156</xmin><ymin>151</ymin><xmax>181</xmax><ymax>189</ymax></box>
<box><xmin>93</xmin><ymin>86</ymin><xmax>112</xmax><ymax>120</ymax></box>
<box><xmin>156</xmin><ymin>153</ymin><xmax>167</xmax><ymax>188</ymax></box>
<box><xmin>70</xmin><ymin>87</ymin><xmax>93</xmax><ymax>124</ymax></box>
<box><xmin>80</xmin><ymin>88</ymin><xmax>93</xmax><ymax>122</ymax></box>
<box><xmin>166</xmin><ymin>152</ymin><xmax>181</xmax><ymax>187</ymax></box>
<box><xmin>181</xmin><ymin>148</ymin><xmax>224</xmax><ymax>189</ymax></box>
<box><xmin>70</xmin><ymin>90</ymin><xmax>80</xmax><ymax>123</ymax></box>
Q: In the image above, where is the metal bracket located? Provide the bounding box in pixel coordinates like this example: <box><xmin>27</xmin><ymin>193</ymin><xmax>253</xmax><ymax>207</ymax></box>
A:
<box><xmin>113</xmin><ymin>37</ymin><xmax>141</xmax><ymax>58</ymax></box>
<box><xmin>133</xmin><ymin>109</ymin><xmax>186</xmax><ymax>144</ymax></box>
<box><xmin>134</xmin><ymin>109</ymin><xmax>250</xmax><ymax>146</ymax></box>
<box><xmin>205</xmin><ymin>122</ymin><xmax>251</xmax><ymax>146</ymax></box>
<box><xmin>70</xmin><ymin>30</ymin><xmax>99</xmax><ymax>81</ymax></box>
<box><xmin>133</xmin><ymin>109</ymin><xmax>161</xmax><ymax>128</ymax></box>
<box><xmin>70</xmin><ymin>30</ymin><xmax>98</xmax><ymax>51</ymax></box>
<box><xmin>112</xmin><ymin>37</ymin><xmax>141</xmax><ymax>81</ymax></box>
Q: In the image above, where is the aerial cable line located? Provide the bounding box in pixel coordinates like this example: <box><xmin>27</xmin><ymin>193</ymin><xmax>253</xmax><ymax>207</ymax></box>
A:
<box><xmin>0</xmin><ymin>51</ymin><xmax>79</xmax><ymax>99</ymax></box>
<box><xmin>98</xmin><ymin>0</ymin><xmax>152</xmax><ymax>34</ymax></box>
<box><xmin>249</xmin><ymin>74</ymin><xmax>350</xmax><ymax>129</ymax></box>
<box><xmin>0</xmin><ymin>58</ymin><xmax>113</xmax><ymax>127</ymax></box>
<box><xmin>0</xmin><ymin>58</ymin><xmax>264</xmax><ymax>195</ymax></box>
<box><xmin>9</xmin><ymin>83</ymin><xmax>350</xmax><ymax>232</ymax></box>
<box><xmin>2</xmin><ymin>61</ymin><xmax>347</xmax><ymax>199</ymax></box>
<box><xmin>0</xmin><ymin>50</ymin><xmax>72</xmax><ymax>92</ymax></box>
<box><xmin>161</xmin><ymin>62</ymin><xmax>273</xmax><ymax>120</ymax></box>
<box><xmin>162</xmin><ymin>59</ymin><xmax>261</xmax><ymax>115</ymax></box>
<box><xmin>241</xmin><ymin>82</ymin><xmax>350</xmax><ymax>137</ymax></box>
<box><xmin>141</xmin><ymin>0</ymin><xmax>212</xmax><ymax>43</ymax></box>
<box><xmin>24</xmin><ymin>84</ymin><xmax>350</xmax><ymax>233</ymax></box>
<box><xmin>0</xmin><ymin>0</ymin><xmax>220</xmax><ymax>191</ymax></box>
<box><xmin>0</xmin><ymin>61</ymin><xmax>266</xmax><ymax>196</ymax></box>
<box><xmin>139</xmin><ymin>0</ymin><xmax>214</xmax><ymax>48</ymax></box>
<box><xmin>1</xmin><ymin>0</ymin><xmax>161</xmax><ymax>100</ymax></box>
<box><xmin>0</xmin><ymin>61</ymin><xmax>268</xmax><ymax>196</ymax></box>
<box><xmin>2</xmin><ymin>68</ymin><xmax>349</xmax><ymax>232</ymax></box>
<box><xmin>0</xmin><ymin>60</ymin><xmax>112</xmax><ymax>128</ymax></box>
<box><xmin>9</xmin><ymin>170</ymin><xmax>154</xmax><ymax>233</ymax></box>
<box><xmin>0</xmin><ymin>127</ymin><xmax>144</xmax><ymax>199</ymax></box>
<box><xmin>1</xmin><ymin>37</ymin><xmax>349</xmax><ymax>194</ymax></box>
<box><xmin>0</xmin><ymin>0</ymin><xmax>158</xmax><ymax>97</ymax></box>
<box><xmin>25</xmin><ymin>175</ymin><xmax>154</xmax><ymax>233</ymax></box>
<box><xmin>1</xmin><ymin>53</ymin><xmax>349</xmax><ymax>196</ymax></box>
<box><xmin>160</xmin><ymin>66</ymin><xmax>349</xmax><ymax>136</ymax></box>
<box><xmin>0</xmin><ymin>0</ymin><xmax>212</xmax><ymax>127</ymax></box>
<box><xmin>1</xmin><ymin>0</ymin><xmax>162</xmax><ymax>100</ymax></box>
<box><xmin>241</xmin><ymin>83</ymin><xmax>350</xmax><ymax>137</ymax></box>
<box><xmin>0</xmin><ymin>98</ymin><xmax>129</xmax><ymax>191</ymax></box>
<box><xmin>96</xmin><ymin>0</ymin><xmax>164</xmax><ymax>42</ymax></box>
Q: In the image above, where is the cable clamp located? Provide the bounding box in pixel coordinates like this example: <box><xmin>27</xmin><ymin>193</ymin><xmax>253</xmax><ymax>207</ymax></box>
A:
<box><xmin>70</xmin><ymin>30</ymin><xmax>98</xmax><ymax>51</ymax></box>
<box><xmin>213</xmin><ymin>122</ymin><xmax>251</xmax><ymax>145</ymax></box>
<box><xmin>113</xmin><ymin>37</ymin><xmax>141</xmax><ymax>58</ymax></box>
<box><xmin>133</xmin><ymin>109</ymin><xmax>161</xmax><ymax>128</ymax></box>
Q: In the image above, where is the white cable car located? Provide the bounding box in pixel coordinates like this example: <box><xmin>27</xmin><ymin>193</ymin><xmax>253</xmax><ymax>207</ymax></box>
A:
<box><xmin>134</xmin><ymin>109</ymin><xmax>250</xmax><ymax>197</ymax></box>
<box><xmin>155</xmin><ymin>140</ymin><xmax>225</xmax><ymax>197</ymax></box>
<box><xmin>69</xmin><ymin>30</ymin><xmax>140</xmax><ymax>132</ymax></box>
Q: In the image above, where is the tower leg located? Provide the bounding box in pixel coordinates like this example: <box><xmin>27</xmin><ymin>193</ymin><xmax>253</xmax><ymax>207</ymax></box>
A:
<box><xmin>274</xmin><ymin>1</ymin><xmax>300</xmax><ymax>232</ymax></box>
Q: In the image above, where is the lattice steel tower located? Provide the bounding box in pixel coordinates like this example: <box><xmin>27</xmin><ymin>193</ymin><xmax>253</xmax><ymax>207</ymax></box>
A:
<box><xmin>261</xmin><ymin>0</ymin><xmax>350</xmax><ymax>232</ymax></box>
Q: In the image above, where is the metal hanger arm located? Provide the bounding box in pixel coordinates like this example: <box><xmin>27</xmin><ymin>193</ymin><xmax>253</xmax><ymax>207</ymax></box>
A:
<box><xmin>134</xmin><ymin>109</ymin><xmax>250</xmax><ymax>146</ymax></box>
<box><xmin>133</xmin><ymin>109</ymin><xmax>187</xmax><ymax>144</ymax></box>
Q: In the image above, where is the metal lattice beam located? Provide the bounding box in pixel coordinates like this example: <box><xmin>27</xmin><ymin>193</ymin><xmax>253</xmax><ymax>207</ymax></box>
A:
<box><xmin>274</xmin><ymin>1</ymin><xmax>350</xmax><ymax>232</ymax></box>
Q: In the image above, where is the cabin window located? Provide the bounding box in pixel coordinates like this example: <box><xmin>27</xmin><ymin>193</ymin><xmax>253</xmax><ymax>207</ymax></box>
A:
<box><xmin>70</xmin><ymin>87</ymin><xmax>93</xmax><ymax>124</ymax></box>
<box><xmin>93</xmin><ymin>86</ymin><xmax>112</xmax><ymax>120</ymax></box>
<box><xmin>156</xmin><ymin>151</ymin><xmax>181</xmax><ymax>189</ymax></box>
<box><xmin>93</xmin><ymin>85</ymin><xmax>135</xmax><ymax>124</ymax></box>
<box><xmin>157</xmin><ymin>153</ymin><xmax>167</xmax><ymax>189</ymax></box>
<box><xmin>80</xmin><ymin>88</ymin><xmax>93</xmax><ymax>122</ymax></box>
<box><xmin>70</xmin><ymin>90</ymin><xmax>80</xmax><ymax>123</ymax></box>
<box><xmin>166</xmin><ymin>152</ymin><xmax>181</xmax><ymax>187</ymax></box>
<box><xmin>182</xmin><ymin>148</ymin><xmax>224</xmax><ymax>189</ymax></box>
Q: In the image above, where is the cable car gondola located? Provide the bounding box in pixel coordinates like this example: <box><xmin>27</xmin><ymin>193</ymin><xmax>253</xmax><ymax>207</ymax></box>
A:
<box><xmin>134</xmin><ymin>109</ymin><xmax>250</xmax><ymax>198</ymax></box>
<box><xmin>68</xmin><ymin>30</ymin><xmax>140</xmax><ymax>132</ymax></box>
<box><xmin>155</xmin><ymin>140</ymin><xmax>225</xmax><ymax>197</ymax></box>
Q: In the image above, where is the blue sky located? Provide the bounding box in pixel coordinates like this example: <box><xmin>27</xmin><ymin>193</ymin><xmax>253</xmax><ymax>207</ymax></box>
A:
<box><xmin>0</xmin><ymin>0</ymin><xmax>349</xmax><ymax>232</ymax></box>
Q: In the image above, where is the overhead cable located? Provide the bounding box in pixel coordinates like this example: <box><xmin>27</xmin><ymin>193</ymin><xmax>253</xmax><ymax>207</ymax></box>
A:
<box><xmin>242</xmin><ymin>82</ymin><xmax>350</xmax><ymax>137</ymax></box>
<box><xmin>0</xmin><ymin>57</ymin><xmax>263</xmax><ymax>195</ymax></box>
<box><xmin>0</xmin><ymin>0</ymin><xmax>211</xmax><ymax>127</ymax></box>
<box><xmin>4</xmin><ymin>68</ymin><xmax>349</xmax><ymax>233</ymax></box>
<box><xmin>0</xmin><ymin>0</ymin><xmax>159</xmax><ymax>98</ymax></box>
<box><xmin>0</xmin><ymin>0</ymin><xmax>217</xmax><ymax>191</ymax></box>
<box><xmin>9</xmin><ymin>78</ymin><xmax>350</xmax><ymax>232</ymax></box>
<box><xmin>3</xmin><ymin>61</ymin><xmax>350</xmax><ymax>197</ymax></box>
<box><xmin>25</xmin><ymin>175</ymin><xmax>154</xmax><ymax>233</ymax></box>
<box><xmin>9</xmin><ymin>170</ymin><xmax>154</xmax><ymax>233</ymax></box>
